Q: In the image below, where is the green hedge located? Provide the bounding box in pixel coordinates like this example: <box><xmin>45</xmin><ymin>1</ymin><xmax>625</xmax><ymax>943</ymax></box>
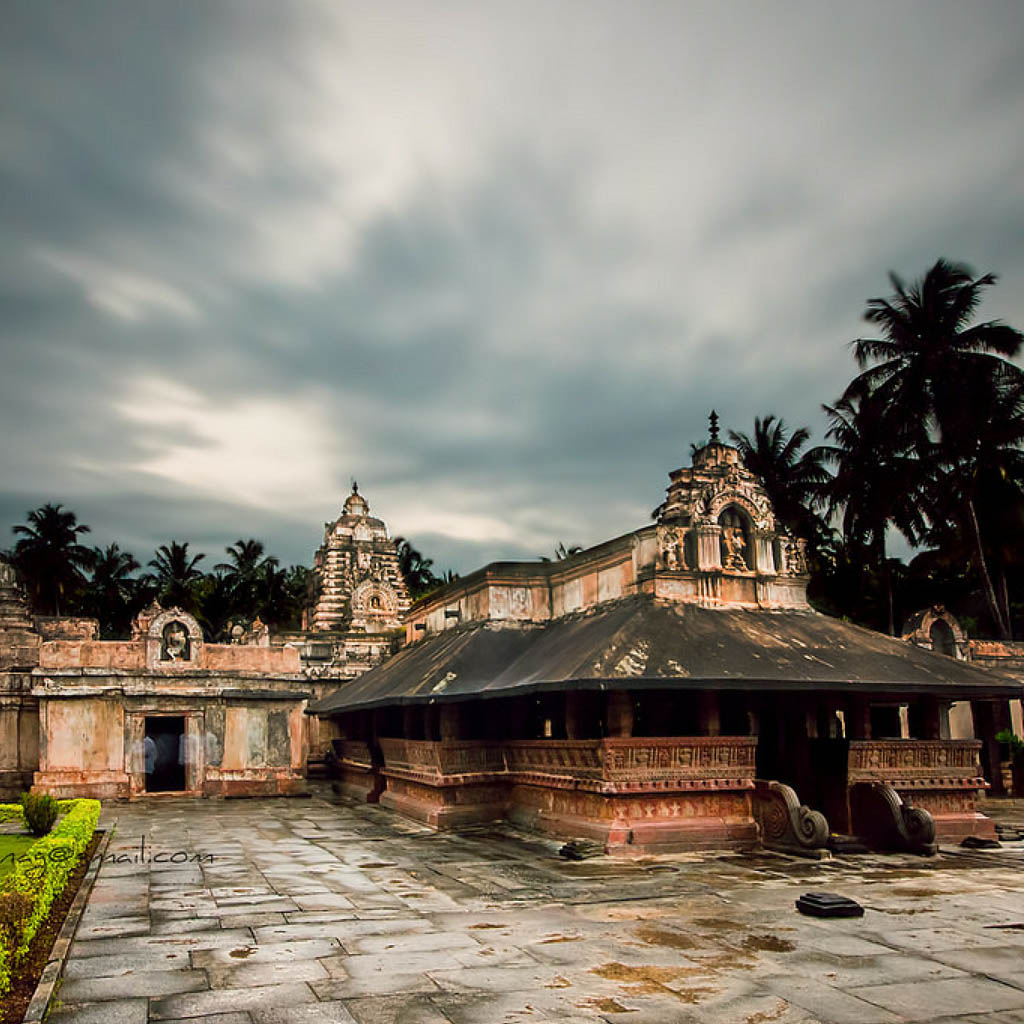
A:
<box><xmin>0</xmin><ymin>798</ymin><xmax>101</xmax><ymax>997</ymax></box>
<box><xmin>0</xmin><ymin>804</ymin><xmax>24</xmax><ymax>825</ymax></box>
<box><xmin>0</xmin><ymin>799</ymin><xmax>78</xmax><ymax>828</ymax></box>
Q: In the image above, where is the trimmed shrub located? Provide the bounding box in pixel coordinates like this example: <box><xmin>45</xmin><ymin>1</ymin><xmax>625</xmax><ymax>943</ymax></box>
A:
<box><xmin>19</xmin><ymin>793</ymin><xmax>59</xmax><ymax>837</ymax></box>
<box><xmin>0</xmin><ymin>798</ymin><xmax>101</xmax><ymax>997</ymax></box>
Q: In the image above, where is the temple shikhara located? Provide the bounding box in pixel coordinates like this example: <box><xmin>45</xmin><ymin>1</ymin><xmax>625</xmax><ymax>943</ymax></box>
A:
<box><xmin>2</xmin><ymin>422</ymin><xmax>1023</xmax><ymax>857</ymax></box>
<box><xmin>277</xmin><ymin>484</ymin><xmax>409</xmax><ymax>681</ymax></box>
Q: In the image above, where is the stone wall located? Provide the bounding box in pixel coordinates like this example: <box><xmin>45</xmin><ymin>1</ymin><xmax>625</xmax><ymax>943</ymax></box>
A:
<box><xmin>33</xmin><ymin>689</ymin><xmax>308</xmax><ymax>800</ymax></box>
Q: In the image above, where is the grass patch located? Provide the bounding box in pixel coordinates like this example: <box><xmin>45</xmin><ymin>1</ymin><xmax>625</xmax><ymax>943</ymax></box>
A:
<box><xmin>0</xmin><ymin>836</ymin><xmax>36</xmax><ymax>882</ymax></box>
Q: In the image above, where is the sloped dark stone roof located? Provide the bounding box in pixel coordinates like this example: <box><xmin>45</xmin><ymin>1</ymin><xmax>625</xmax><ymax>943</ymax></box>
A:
<box><xmin>310</xmin><ymin>597</ymin><xmax>1021</xmax><ymax>714</ymax></box>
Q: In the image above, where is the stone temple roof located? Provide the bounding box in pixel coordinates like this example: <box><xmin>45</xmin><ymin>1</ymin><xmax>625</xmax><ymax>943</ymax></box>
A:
<box><xmin>310</xmin><ymin>596</ymin><xmax>1022</xmax><ymax>714</ymax></box>
<box><xmin>343</xmin><ymin>483</ymin><xmax>370</xmax><ymax>518</ymax></box>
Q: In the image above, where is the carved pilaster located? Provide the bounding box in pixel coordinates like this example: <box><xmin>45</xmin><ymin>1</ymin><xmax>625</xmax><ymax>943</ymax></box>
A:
<box><xmin>753</xmin><ymin>532</ymin><xmax>776</xmax><ymax>574</ymax></box>
<box><xmin>696</xmin><ymin>525</ymin><xmax>722</xmax><ymax>571</ymax></box>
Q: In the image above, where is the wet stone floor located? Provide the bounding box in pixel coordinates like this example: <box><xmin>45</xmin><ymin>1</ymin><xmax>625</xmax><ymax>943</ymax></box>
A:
<box><xmin>50</xmin><ymin>790</ymin><xmax>1024</xmax><ymax>1024</ymax></box>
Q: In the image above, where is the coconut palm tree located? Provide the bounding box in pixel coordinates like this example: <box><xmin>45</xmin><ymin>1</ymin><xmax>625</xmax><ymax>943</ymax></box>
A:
<box><xmin>82</xmin><ymin>543</ymin><xmax>140</xmax><ymax>637</ymax></box>
<box><xmin>818</xmin><ymin>384</ymin><xmax>927</xmax><ymax>634</ymax></box>
<box><xmin>849</xmin><ymin>259</ymin><xmax>1024</xmax><ymax>637</ymax></box>
<box><xmin>920</xmin><ymin>363</ymin><xmax>1024</xmax><ymax>637</ymax></box>
<box><xmin>10</xmin><ymin>503</ymin><xmax>93</xmax><ymax>614</ymax></box>
<box><xmin>728</xmin><ymin>415</ymin><xmax>829</xmax><ymax>542</ymax></box>
<box><xmin>851</xmin><ymin>259</ymin><xmax>1023</xmax><ymax>447</ymax></box>
<box><xmin>147</xmin><ymin>541</ymin><xmax>206</xmax><ymax>613</ymax></box>
<box><xmin>394</xmin><ymin>537</ymin><xmax>438</xmax><ymax>598</ymax></box>
<box><xmin>215</xmin><ymin>538</ymin><xmax>278</xmax><ymax>619</ymax></box>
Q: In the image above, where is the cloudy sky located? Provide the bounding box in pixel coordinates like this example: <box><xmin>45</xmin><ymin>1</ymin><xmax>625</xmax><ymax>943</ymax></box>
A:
<box><xmin>2</xmin><ymin>1</ymin><xmax>1023</xmax><ymax>574</ymax></box>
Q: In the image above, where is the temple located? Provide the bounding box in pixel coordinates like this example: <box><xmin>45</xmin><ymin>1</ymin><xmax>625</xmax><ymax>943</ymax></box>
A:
<box><xmin>0</xmin><ymin>571</ymin><xmax>308</xmax><ymax>801</ymax></box>
<box><xmin>275</xmin><ymin>484</ymin><xmax>410</xmax><ymax>681</ymax></box>
<box><xmin>0</xmin><ymin>484</ymin><xmax>411</xmax><ymax>801</ymax></box>
<box><xmin>311</xmin><ymin>426</ymin><xmax>1022</xmax><ymax>855</ymax></box>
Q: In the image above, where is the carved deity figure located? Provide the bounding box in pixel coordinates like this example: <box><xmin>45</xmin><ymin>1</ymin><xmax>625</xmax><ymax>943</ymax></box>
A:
<box><xmin>722</xmin><ymin>526</ymin><xmax>748</xmax><ymax>570</ymax></box>
<box><xmin>0</xmin><ymin>559</ymin><xmax>17</xmax><ymax>588</ymax></box>
<box><xmin>161</xmin><ymin>621</ymin><xmax>190</xmax><ymax>661</ymax></box>
<box><xmin>662</xmin><ymin>532</ymin><xmax>681</xmax><ymax>570</ymax></box>
<box><xmin>784</xmin><ymin>539</ymin><xmax>806</xmax><ymax>576</ymax></box>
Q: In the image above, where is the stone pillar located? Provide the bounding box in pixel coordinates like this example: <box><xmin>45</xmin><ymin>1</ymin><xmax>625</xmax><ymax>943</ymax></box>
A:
<box><xmin>423</xmin><ymin>705</ymin><xmax>440</xmax><ymax>742</ymax></box>
<box><xmin>439</xmin><ymin>704</ymin><xmax>462</xmax><ymax>742</ymax></box>
<box><xmin>898</xmin><ymin>705</ymin><xmax>910</xmax><ymax>740</ymax></box>
<box><xmin>565</xmin><ymin>693</ymin><xmax>585</xmax><ymax>740</ymax></box>
<box><xmin>754</xmin><ymin>532</ymin><xmax>776</xmax><ymax>574</ymax></box>
<box><xmin>972</xmin><ymin>699</ymin><xmax>1009</xmax><ymax>796</ymax></box>
<box><xmin>696</xmin><ymin>525</ymin><xmax>723</xmax><ymax>571</ymax></box>
<box><xmin>402</xmin><ymin>706</ymin><xmax>419</xmax><ymax>741</ymax></box>
<box><xmin>848</xmin><ymin>697</ymin><xmax>871</xmax><ymax>740</ymax></box>
<box><xmin>606</xmin><ymin>691</ymin><xmax>634</xmax><ymax>738</ymax></box>
<box><xmin>919</xmin><ymin>697</ymin><xmax>943</xmax><ymax>740</ymax></box>
<box><xmin>938</xmin><ymin>701</ymin><xmax>951</xmax><ymax>740</ymax></box>
<box><xmin>698</xmin><ymin>691</ymin><xmax>720</xmax><ymax>737</ymax></box>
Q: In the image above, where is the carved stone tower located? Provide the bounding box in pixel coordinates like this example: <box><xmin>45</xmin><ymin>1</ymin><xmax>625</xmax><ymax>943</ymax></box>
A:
<box><xmin>310</xmin><ymin>485</ymin><xmax>410</xmax><ymax>633</ymax></box>
<box><xmin>651</xmin><ymin>414</ymin><xmax>809</xmax><ymax>607</ymax></box>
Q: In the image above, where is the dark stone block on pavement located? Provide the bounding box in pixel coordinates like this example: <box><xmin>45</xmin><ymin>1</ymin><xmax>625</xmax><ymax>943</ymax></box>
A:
<box><xmin>558</xmin><ymin>838</ymin><xmax>604</xmax><ymax>860</ymax></box>
<box><xmin>796</xmin><ymin>892</ymin><xmax>864</xmax><ymax>918</ymax></box>
<box><xmin>961</xmin><ymin>835</ymin><xmax>1002</xmax><ymax>849</ymax></box>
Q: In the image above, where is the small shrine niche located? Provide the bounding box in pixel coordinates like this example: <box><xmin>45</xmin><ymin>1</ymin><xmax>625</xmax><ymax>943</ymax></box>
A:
<box><xmin>719</xmin><ymin>506</ymin><xmax>751</xmax><ymax>571</ymax></box>
<box><xmin>161</xmin><ymin>621</ymin><xmax>191</xmax><ymax>662</ymax></box>
<box><xmin>139</xmin><ymin>605</ymin><xmax>204</xmax><ymax>669</ymax></box>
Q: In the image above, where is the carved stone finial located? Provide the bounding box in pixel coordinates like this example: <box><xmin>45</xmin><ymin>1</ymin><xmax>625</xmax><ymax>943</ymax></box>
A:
<box><xmin>709</xmin><ymin>409</ymin><xmax>720</xmax><ymax>442</ymax></box>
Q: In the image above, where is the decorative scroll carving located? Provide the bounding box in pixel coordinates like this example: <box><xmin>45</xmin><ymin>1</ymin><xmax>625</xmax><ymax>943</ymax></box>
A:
<box><xmin>850</xmin><ymin>782</ymin><xmax>937</xmax><ymax>855</ymax></box>
<box><xmin>753</xmin><ymin>779</ymin><xmax>829</xmax><ymax>855</ymax></box>
<box><xmin>848</xmin><ymin>740</ymin><xmax>986</xmax><ymax>790</ymax></box>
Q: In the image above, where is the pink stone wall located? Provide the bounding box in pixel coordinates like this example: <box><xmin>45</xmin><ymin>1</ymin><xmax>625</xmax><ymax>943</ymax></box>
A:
<box><xmin>37</xmin><ymin>639</ymin><xmax>300</xmax><ymax>674</ymax></box>
<box><xmin>204</xmin><ymin>644</ymin><xmax>301</xmax><ymax>673</ymax></box>
<box><xmin>45</xmin><ymin>698</ymin><xmax>123</xmax><ymax>771</ymax></box>
<box><xmin>39</xmin><ymin>641</ymin><xmax>144</xmax><ymax>670</ymax></box>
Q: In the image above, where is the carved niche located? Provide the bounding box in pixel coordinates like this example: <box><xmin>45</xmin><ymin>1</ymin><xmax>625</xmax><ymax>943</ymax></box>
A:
<box><xmin>144</xmin><ymin>606</ymin><xmax>204</xmax><ymax>669</ymax></box>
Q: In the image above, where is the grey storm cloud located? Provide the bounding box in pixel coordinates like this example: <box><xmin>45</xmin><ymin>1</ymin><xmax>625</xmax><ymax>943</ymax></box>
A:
<box><xmin>2</xmin><ymin>0</ymin><xmax>1024</xmax><ymax>574</ymax></box>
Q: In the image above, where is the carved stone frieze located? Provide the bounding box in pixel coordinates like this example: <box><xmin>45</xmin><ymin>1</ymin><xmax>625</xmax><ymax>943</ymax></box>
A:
<box><xmin>847</xmin><ymin>740</ymin><xmax>986</xmax><ymax>790</ymax></box>
<box><xmin>377</xmin><ymin>736</ymin><xmax>757</xmax><ymax>796</ymax></box>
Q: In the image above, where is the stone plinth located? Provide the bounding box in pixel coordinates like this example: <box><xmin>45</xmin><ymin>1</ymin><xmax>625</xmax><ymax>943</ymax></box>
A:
<box><xmin>847</xmin><ymin>739</ymin><xmax>994</xmax><ymax>842</ymax></box>
<box><xmin>372</xmin><ymin>734</ymin><xmax>758</xmax><ymax>854</ymax></box>
<box><xmin>332</xmin><ymin>739</ymin><xmax>384</xmax><ymax>803</ymax></box>
<box><xmin>378</xmin><ymin>738</ymin><xmax>507</xmax><ymax>828</ymax></box>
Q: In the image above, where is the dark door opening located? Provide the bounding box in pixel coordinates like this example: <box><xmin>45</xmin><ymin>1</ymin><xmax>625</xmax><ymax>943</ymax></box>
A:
<box><xmin>145</xmin><ymin>716</ymin><xmax>186</xmax><ymax>792</ymax></box>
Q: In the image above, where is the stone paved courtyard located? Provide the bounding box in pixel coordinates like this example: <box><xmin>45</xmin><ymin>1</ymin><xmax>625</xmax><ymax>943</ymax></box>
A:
<box><xmin>49</xmin><ymin>791</ymin><xmax>1024</xmax><ymax>1024</ymax></box>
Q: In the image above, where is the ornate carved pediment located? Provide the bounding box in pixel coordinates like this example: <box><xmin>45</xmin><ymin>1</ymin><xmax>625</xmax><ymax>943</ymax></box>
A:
<box><xmin>143</xmin><ymin>605</ymin><xmax>204</xmax><ymax>669</ymax></box>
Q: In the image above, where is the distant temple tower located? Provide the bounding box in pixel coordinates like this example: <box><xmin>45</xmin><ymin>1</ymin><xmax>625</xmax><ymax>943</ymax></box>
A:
<box><xmin>310</xmin><ymin>484</ymin><xmax>409</xmax><ymax>633</ymax></box>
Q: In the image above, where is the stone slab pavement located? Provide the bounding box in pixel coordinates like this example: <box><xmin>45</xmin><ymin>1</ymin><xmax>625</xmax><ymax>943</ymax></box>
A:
<box><xmin>48</xmin><ymin>790</ymin><xmax>1024</xmax><ymax>1023</ymax></box>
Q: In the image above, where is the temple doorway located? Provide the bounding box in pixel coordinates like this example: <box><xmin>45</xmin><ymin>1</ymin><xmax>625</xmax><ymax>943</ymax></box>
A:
<box><xmin>145</xmin><ymin>716</ymin><xmax>186</xmax><ymax>792</ymax></box>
